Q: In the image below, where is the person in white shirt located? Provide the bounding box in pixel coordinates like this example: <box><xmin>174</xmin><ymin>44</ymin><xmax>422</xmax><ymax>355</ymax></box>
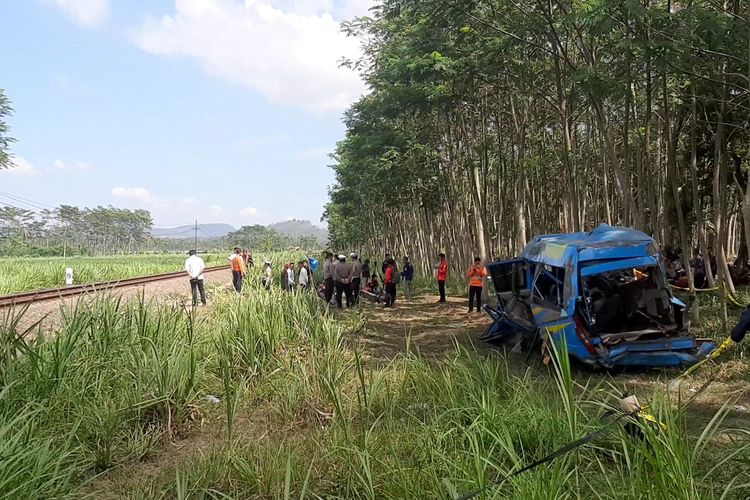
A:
<box><xmin>185</xmin><ymin>250</ymin><xmax>207</xmax><ymax>306</ymax></box>
<box><xmin>287</xmin><ymin>262</ymin><xmax>296</xmax><ymax>291</ymax></box>
<box><xmin>262</xmin><ymin>260</ymin><xmax>273</xmax><ymax>290</ymax></box>
<box><xmin>298</xmin><ymin>260</ymin><xmax>309</xmax><ymax>291</ymax></box>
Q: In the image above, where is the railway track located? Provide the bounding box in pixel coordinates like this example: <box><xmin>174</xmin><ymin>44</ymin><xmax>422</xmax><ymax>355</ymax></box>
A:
<box><xmin>0</xmin><ymin>266</ymin><xmax>230</xmax><ymax>307</ymax></box>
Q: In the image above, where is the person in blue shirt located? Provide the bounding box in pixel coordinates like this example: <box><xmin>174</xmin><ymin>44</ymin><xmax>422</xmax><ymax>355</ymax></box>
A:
<box><xmin>401</xmin><ymin>256</ymin><xmax>415</xmax><ymax>300</ymax></box>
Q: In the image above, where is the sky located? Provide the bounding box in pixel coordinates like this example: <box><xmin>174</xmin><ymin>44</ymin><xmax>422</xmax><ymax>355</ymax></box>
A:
<box><xmin>0</xmin><ymin>0</ymin><xmax>373</xmax><ymax>228</ymax></box>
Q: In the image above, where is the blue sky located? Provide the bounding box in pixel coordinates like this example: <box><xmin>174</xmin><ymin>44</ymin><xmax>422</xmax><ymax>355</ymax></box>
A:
<box><xmin>0</xmin><ymin>0</ymin><xmax>372</xmax><ymax>227</ymax></box>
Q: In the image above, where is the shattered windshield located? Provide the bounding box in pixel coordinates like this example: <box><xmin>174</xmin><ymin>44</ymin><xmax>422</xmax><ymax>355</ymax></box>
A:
<box><xmin>581</xmin><ymin>265</ymin><xmax>676</xmax><ymax>334</ymax></box>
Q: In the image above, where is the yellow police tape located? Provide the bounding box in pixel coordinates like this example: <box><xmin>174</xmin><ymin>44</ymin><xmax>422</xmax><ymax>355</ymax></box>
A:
<box><xmin>723</xmin><ymin>286</ymin><xmax>745</xmax><ymax>307</ymax></box>
<box><xmin>669</xmin><ymin>282</ymin><xmax>745</xmax><ymax>307</ymax></box>
<box><xmin>674</xmin><ymin>336</ymin><xmax>734</xmax><ymax>380</ymax></box>
<box><xmin>637</xmin><ymin>409</ymin><xmax>668</xmax><ymax>430</ymax></box>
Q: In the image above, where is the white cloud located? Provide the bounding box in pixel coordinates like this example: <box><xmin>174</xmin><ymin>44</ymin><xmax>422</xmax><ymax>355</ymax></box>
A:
<box><xmin>209</xmin><ymin>205</ymin><xmax>224</xmax><ymax>213</ymax></box>
<box><xmin>44</xmin><ymin>0</ymin><xmax>110</xmax><ymax>27</ymax></box>
<box><xmin>53</xmin><ymin>159</ymin><xmax>90</xmax><ymax>172</ymax></box>
<box><xmin>3</xmin><ymin>156</ymin><xmax>37</xmax><ymax>176</ymax></box>
<box><xmin>180</xmin><ymin>196</ymin><xmax>199</xmax><ymax>205</ymax></box>
<box><xmin>240</xmin><ymin>206</ymin><xmax>259</xmax><ymax>217</ymax></box>
<box><xmin>132</xmin><ymin>0</ymin><xmax>372</xmax><ymax>113</ymax></box>
<box><xmin>112</xmin><ymin>186</ymin><xmax>152</xmax><ymax>200</ymax></box>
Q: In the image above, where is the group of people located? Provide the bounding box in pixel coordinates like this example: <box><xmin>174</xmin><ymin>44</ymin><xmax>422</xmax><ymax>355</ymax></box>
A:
<box><xmin>184</xmin><ymin>247</ymin><xmax>491</xmax><ymax>313</ymax></box>
<box><xmin>318</xmin><ymin>252</ymin><xmax>418</xmax><ymax>309</ymax></box>
<box><xmin>277</xmin><ymin>260</ymin><xmax>315</xmax><ymax>292</ymax></box>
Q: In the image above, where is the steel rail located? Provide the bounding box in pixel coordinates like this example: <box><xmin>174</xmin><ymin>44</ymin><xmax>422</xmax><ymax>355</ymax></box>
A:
<box><xmin>0</xmin><ymin>266</ymin><xmax>230</xmax><ymax>307</ymax></box>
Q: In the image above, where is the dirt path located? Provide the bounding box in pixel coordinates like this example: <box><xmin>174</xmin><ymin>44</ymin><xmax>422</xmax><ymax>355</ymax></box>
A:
<box><xmin>358</xmin><ymin>295</ymin><xmax>492</xmax><ymax>360</ymax></box>
<box><xmin>1</xmin><ymin>268</ymin><xmax>234</xmax><ymax>334</ymax></box>
<box><xmin>357</xmin><ymin>294</ymin><xmax>750</xmax><ymax>425</ymax></box>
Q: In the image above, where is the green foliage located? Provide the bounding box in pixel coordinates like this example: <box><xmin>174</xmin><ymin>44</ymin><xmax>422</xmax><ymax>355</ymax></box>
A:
<box><xmin>1</xmin><ymin>277</ymin><xmax>748</xmax><ymax>498</ymax></box>
<box><xmin>227</xmin><ymin>225</ymin><xmax>290</xmax><ymax>252</ymax></box>
<box><xmin>0</xmin><ymin>89</ymin><xmax>14</xmax><ymax>170</ymax></box>
<box><xmin>325</xmin><ymin>0</ymin><xmax>750</xmax><ymax>279</ymax></box>
<box><xmin>0</xmin><ymin>204</ymin><xmax>154</xmax><ymax>255</ymax></box>
<box><xmin>0</xmin><ymin>254</ymin><xmax>226</xmax><ymax>294</ymax></box>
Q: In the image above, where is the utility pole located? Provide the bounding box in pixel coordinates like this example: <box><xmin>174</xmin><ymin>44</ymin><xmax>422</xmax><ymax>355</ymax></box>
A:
<box><xmin>194</xmin><ymin>219</ymin><xmax>198</xmax><ymax>253</ymax></box>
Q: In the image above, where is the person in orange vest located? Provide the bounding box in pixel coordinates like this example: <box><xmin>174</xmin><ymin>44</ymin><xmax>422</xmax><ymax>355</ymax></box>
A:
<box><xmin>467</xmin><ymin>257</ymin><xmax>488</xmax><ymax>313</ymax></box>
<box><xmin>229</xmin><ymin>246</ymin><xmax>246</xmax><ymax>293</ymax></box>
<box><xmin>435</xmin><ymin>252</ymin><xmax>448</xmax><ymax>303</ymax></box>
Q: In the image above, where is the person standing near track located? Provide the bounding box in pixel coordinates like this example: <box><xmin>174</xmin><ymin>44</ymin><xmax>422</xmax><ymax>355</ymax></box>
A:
<box><xmin>229</xmin><ymin>247</ymin><xmax>245</xmax><ymax>293</ymax></box>
<box><xmin>287</xmin><ymin>261</ymin><xmax>296</xmax><ymax>292</ymax></box>
<box><xmin>382</xmin><ymin>253</ymin><xmax>391</xmax><ymax>276</ymax></box>
<box><xmin>262</xmin><ymin>259</ymin><xmax>273</xmax><ymax>290</ymax></box>
<box><xmin>298</xmin><ymin>261</ymin><xmax>310</xmax><ymax>291</ymax></box>
<box><xmin>334</xmin><ymin>254</ymin><xmax>354</xmax><ymax>308</ymax></box>
<box><xmin>435</xmin><ymin>252</ymin><xmax>448</xmax><ymax>303</ymax></box>
<box><xmin>281</xmin><ymin>263</ymin><xmax>290</xmax><ymax>291</ymax></box>
<box><xmin>401</xmin><ymin>256</ymin><xmax>414</xmax><ymax>300</ymax></box>
<box><xmin>384</xmin><ymin>258</ymin><xmax>399</xmax><ymax>308</ymax></box>
<box><xmin>185</xmin><ymin>249</ymin><xmax>207</xmax><ymax>306</ymax></box>
<box><xmin>350</xmin><ymin>253</ymin><xmax>362</xmax><ymax>305</ymax></box>
<box><xmin>323</xmin><ymin>252</ymin><xmax>335</xmax><ymax>304</ymax></box>
<box><xmin>466</xmin><ymin>257</ymin><xmax>487</xmax><ymax>313</ymax></box>
<box><xmin>361</xmin><ymin>259</ymin><xmax>371</xmax><ymax>283</ymax></box>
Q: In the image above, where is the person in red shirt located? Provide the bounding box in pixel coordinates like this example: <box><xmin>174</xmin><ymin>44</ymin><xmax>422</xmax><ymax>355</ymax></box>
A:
<box><xmin>436</xmin><ymin>253</ymin><xmax>448</xmax><ymax>303</ymax></box>
<box><xmin>384</xmin><ymin>258</ymin><xmax>398</xmax><ymax>307</ymax></box>
<box><xmin>467</xmin><ymin>257</ymin><xmax>488</xmax><ymax>312</ymax></box>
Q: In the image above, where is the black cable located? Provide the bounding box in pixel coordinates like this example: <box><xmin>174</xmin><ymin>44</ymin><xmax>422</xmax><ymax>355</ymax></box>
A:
<box><xmin>0</xmin><ymin>191</ymin><xmax>56</xmax><ymax>210</ymax></box>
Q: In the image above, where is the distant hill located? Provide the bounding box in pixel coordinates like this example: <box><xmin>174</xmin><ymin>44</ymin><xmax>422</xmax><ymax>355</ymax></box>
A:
<box><xmin>151</xmin><ymin>223</ymin><xmax>235</xmax><ymax>239</ymax></box>
<box><xmin>268</xmin><ymin>219</ymin><xmax>328</xmax><ymax>245</ymax></box>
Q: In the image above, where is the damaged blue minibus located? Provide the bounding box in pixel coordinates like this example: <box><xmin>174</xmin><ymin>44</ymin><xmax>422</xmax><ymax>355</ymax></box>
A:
<box><xmin>483</xmin><ymin>225</ymin><xmax>715</xmax><ymax>368</ymax></box>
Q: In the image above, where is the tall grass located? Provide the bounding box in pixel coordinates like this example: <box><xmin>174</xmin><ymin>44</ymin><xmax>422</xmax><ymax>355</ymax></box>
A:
<box><xmin>0</xmin><ymin>254</ymin><xmax>224</xmax><ymax>294</ymax></box>
<box><xmin>0</xmin><ymin>275</ymin><xmax>748</xmax><ymax>499</ymax></box>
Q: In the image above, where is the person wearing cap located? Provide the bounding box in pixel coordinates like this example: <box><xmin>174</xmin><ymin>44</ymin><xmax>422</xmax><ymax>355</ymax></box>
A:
<box><xmin>262</xmin><ymin>259</ymin><xmax>272</xmax><ymax>290</ymax></box>
<box><xmin>229</xmin><ymin>246</ymin><xmax>246</xmax><ymax>293</ymax></box>
<box><xmin>350</xmin><ymin>253</ymin><xmax>362</xmax><ymax>305</ymax></box>
<box><xmin>334</xmin><ymin>254</ymin><xmax>354</xmax><ymax>308</ymax></box>
<box><xmin>185</xmin><ymin>249</ymin><xmax>207</xmax><ymax>306</ymax></box>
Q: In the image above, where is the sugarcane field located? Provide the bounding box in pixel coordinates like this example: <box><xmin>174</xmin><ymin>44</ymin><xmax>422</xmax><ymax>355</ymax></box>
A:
<box><xmin>2</xmin><ymin>1</ymin><xmax>750</xmax><ymax>499</ymax></box>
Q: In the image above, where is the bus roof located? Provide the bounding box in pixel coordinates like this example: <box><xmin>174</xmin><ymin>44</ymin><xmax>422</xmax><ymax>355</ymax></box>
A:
<box><xmin>521</xmin><ymin>224</ymin><xmax>657</xmax><ymax>268</ymax></box>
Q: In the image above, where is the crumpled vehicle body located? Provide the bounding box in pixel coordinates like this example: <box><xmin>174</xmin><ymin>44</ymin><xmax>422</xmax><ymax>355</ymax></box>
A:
<box><xmin>482</xmin><ymin>224</ymin><xmax>714</xmax><ymax>368</ymax></box>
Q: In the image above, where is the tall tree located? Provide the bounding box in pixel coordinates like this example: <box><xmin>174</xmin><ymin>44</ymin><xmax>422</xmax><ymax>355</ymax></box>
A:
<box><xmin>0</xmin><ymin>89</ymin><xmax>15</xmax><ymax>169</ymax></box>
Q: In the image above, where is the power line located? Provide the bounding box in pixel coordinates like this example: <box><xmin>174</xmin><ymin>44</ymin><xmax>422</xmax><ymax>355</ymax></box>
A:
<box><xmin>0</xmin><ymin>193</ymin><xmax>49</xmax><ymax>212</ymax></box>
<box><xmin>0</xmin><ymin>199</ymin><xmax>37</xmax><ymax>214</ymax></box>
<box><xmin>0</xmin><ymin>191</ymin><xmax>56</xmax><ymax>210</ymax></box>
